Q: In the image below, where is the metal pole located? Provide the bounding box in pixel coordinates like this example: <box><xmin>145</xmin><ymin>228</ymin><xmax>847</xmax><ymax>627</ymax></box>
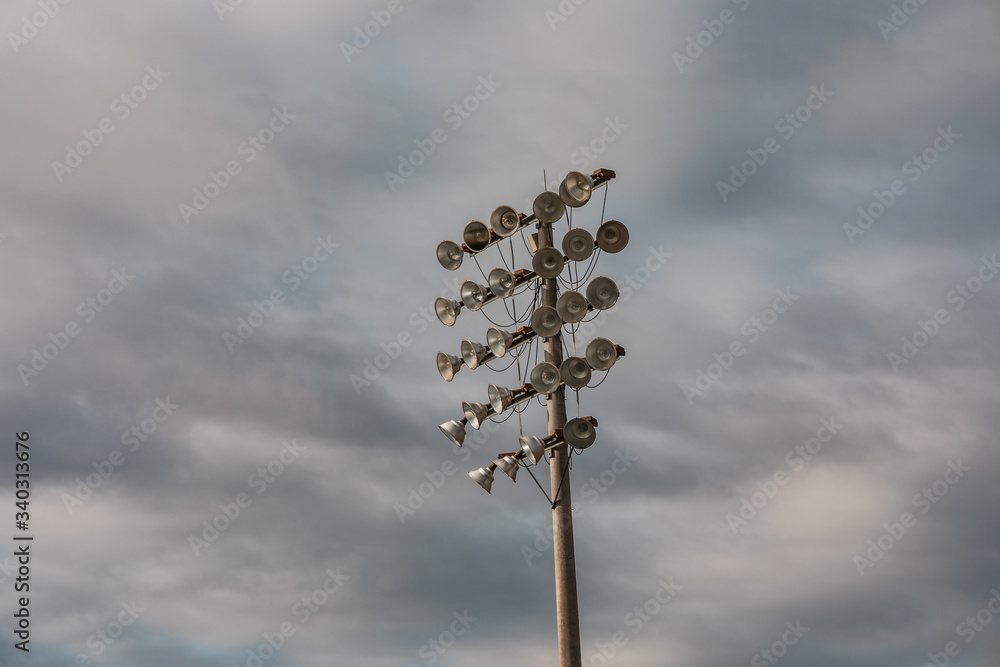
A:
<box><xmin>537</xmin><ymin>220</ymin><xmax>582</xmax><ymax>667</ymax></box>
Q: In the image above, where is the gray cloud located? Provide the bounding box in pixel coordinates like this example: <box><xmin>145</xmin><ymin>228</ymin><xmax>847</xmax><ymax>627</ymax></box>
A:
<box><xmin>2</xmin><ymin>1</ymin><xmax>999</xmax><ymax>666</ymax></box>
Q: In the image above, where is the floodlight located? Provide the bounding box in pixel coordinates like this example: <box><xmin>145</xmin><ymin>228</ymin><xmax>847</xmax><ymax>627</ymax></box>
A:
<box><xmin>486</xmin><ymin>327</ymin><xmax>514</xmax><ymax>357</ymax></box>
<box><xmin>490</xmin><ymin>205</ymin><xmax>521</xmax><ymax>237</ymax></box>
<box><xmin>463</xmin><ymin>221</ymin><xmax>492</xmax><ymax>251</ymax></box>
<box><xmin>560</xmin><ymin>357</ymin><xmax>592</xmax><ymax>388</ymax></box>
<box><xmin>596</xmin><ymin>220</ymin><xmax>629</xmax><ymax>253</ymax></box>
<box><xmin>585</xmin><ymin>337</ymin><xmax>625</xmax><ymax>371</ymax></box>
<box><xmin>461</xmin><ymin>339</ymin><xmax>491</xmax><ymax>369</ymax></box>
<box><xmin>494</xmin><ymin>454</ymin><xmax>521</xmax><ymax>482</ymax></box>
<box><xmin>469</xmin><ymin>465</ymin><xmax>495</xmax><ymax>493</ymax></box>
<box><xmin>434</xmin><ymin>297</ymin><xmax>462</xmax><ymax>327</ymax></box>
<box><xmin>461</xmin><ymin>281</ymin><xmax>491</xmax><ymax>311</ymax></box>
<box><xmin>487</xmin><ymin>384</ymin><xmax>514</xmax><ymax>413</ymax></box>
<box><xmin>519</xmin><ymin>436</ymin><xmax>547</xmax><ymax>465</ymax></box>
<box><xmin>532</xmin><ymin>247</ymin><xmax>565</xmax><ymax>279</ymax></box>
<box><xmin>436</xmin><ymin>352</ymin><xmax>463</xmax><ymax>382</ymax></box>
<box><xmin>556</xmin><ymin>290</ymin><xmax>588</xmax><ymax>324</ymax></box>
<box><xmin>530</xmin><ymin>306</ymin><xmax>562</xmax><ymax>338</ymax></box>
<box><xmin>463</xmin><ymin>401</ymin><xmax>495</xmax><ymax>430</ymax></box>
<box><xmin>529</xmin><ymin>361</ymin><xmax>562</xmax><ymax>395</ymax></box>
<box><xmin>439</xmin><ymin>418</ymin><xmax>467</xmax><ymax>447</ymax></box>
<box><xmin>488</xmin><ymin>268</ymin><xmax>516</xmax><ymax>298</ymax></box>
<box><xmin>586</xmin><ymin>276</ymin><xmax>619</xmax><ymax>310</ymax></box>
<box><xmin>436</xmin><ymin>240</ymin><xmax>464</xmax><ymax>271</ymax></box>
<box><xmin>533</xmin><ymin>191</ymin><xmax>566</xmax><ymax>224</ymax></box>
<box><xmin>562</xmin><ymin>228</ymin><xmax>595</xmax><ymax>262</ymax></box>
<box><xmin>559</xmin><ymin>171</ymin><xmax>594</xmax><ymax>208</ymax></box>
<box><xmin>564</xmin><ymin>416</ymin><xmax>598</xmax><ymax>449</ymax></box>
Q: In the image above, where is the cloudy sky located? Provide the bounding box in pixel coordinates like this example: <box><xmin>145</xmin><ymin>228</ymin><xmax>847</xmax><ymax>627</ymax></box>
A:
<box><xmin>2</xmin><ymin>1</ymin><xmax>1000</xmax><ymax>666</ymax></box>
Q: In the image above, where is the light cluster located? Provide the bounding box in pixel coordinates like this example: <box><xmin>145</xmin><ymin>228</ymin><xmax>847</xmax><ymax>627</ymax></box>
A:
<box><xmin>430</xmin><ymin>168</ymin><xmax>629</xmax><ymax>493</ymax></box>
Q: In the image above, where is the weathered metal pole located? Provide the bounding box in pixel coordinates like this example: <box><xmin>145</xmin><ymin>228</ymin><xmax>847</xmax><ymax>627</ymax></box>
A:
<box><xmin>537</xmin><ymin>220</ymin><xmax>582</xmax><ymax>667</ymax></box>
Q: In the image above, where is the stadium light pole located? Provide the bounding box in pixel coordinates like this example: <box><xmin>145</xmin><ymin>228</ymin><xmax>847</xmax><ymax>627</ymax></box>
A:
<box><xmin>432</xmin><ymin>167</ymin><xmax>625</xmax><ymax>667</ymax></box>
<box><xmin>537</xmin><ymin>218</ymin><xmax>583</xmax><ymax>666</ymax></box>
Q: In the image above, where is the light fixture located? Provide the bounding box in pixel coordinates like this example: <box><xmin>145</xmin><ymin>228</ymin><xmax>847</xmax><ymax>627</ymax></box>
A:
<box><xmin>533</xmin><ymin>191</ymin><xmax>566</xmax><ymax>224</ymax></box>
<box><xmin>563</xmin><ymin>416</ymin><xmax>598</xmax><ymax>449</ymax></box>
<box><xmin>529</xmin><ymin>361</ymin><xmax>562</xmax><ymax>395</ymax></box>
<box><xmin>596</xmin><ymin>220</ymin><xmax>629</xmax><ymax>253</ymax></box>
<box><xmin>462</xmin><ymin>401</ymin><xmax>495</xmax><ymax>430</ymax></box>
<box><xmin>532</xmin><ymin>247</ymin><xmax>565</xmax><ymax>279</ymax></box>
<box><xmin>493</xmin><ymin>454</ymin><xmax>522</xmax><ymax>482</ymax></box>
<box><xmin>585</xmin><ymin>337</ymin><xmax>625</xmax><ymax>371</ymax></box>
<box><xmin>469</xmin><ymin>464</ymin><xmax>496</xmax><ymax>493</ymax></box>
<box><xmin>486</xmin><ymin>382</ymin><xmax>538</xmax><ymax>416</ymax></box>
<box><xmin>436</xmin><ymin>240</ymin><xmax>464</xmax><ymax>271</ymax></box>
<box><xmin>560</xmin><ymin>357</ymin><xmax>591</xmax><ymax>388</ymax></box>
<box><xmin>488</xmin><ymin>268</ymin><xmax>516</xmax><ymax>298</ymax></box>
<box><xmin>486</xmin><ymin>327</ymin><xmax>515</xmax><ymax>357</ymax></box>
<box><xmin>488</xmin><ymin>267</ymin><xmax>538</xmax><ymax>299</ymax></box>
<box><xmin>434</xmin><ymin>297</ymin><xmax>463</xmax><ymax>327</ymax></box>
<box><xmin>586</xmin><ymin>276</ymin><xmax>619</xmax><ymax>310</ymax></box>
<box><xmin>530</xmin><ymin>306</ymin><xmax>562</xmax><ymax>338</ymax></box>
<box><xmin>562</xmin><ymin>228</ymin><xmax>595</xmax><ymax>262</ymax></box>
<box><xmin>559</xmin><ymin>171</ymin><xmax>594</xmax><ymax>208</ymax></box>
<box><xmin>461</xmin><ymin>339</ymin><xmax>493</xmax><ymax>369</ymax></box>
<box><xmin>519</xmin><ymin>435</ymin><xmax>549</xmax><ymax>465</ymax></box>
<box><xmin>490</xmin><ymin>205</ymin><xmax>522</xmax><ymax>237</ymax></box>
<box><xmin>556</xmin><ymin>290</ymin><xmax>588</xmax><ymax>324</ymax></box>
<box><xmin>463</xmin><ymin>221</ymin><xmax>492</xmax><ymax>251</ymax></box>
<box><xmin>461</xmin><ymin>280</ymin><xmax>491</xmax><ymax>311</ymax></box>
<box><xmin>439</xmin><ymin>418</ymin><xmax>467</xmax><ymax>447</ymax></box>
<box><xmin>487</xmin><ymin>384</ymin><xmax>514</xmax><ymax>413</ymax></box>
<box><xmin>436</xmin><ymin>352</ymin><xmax>463</xmax><ymax>382</ymax></box>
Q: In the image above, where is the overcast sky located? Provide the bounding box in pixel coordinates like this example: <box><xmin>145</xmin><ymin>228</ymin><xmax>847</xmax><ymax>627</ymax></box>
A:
<box><xmin>2</xmin><ymin>1</ymin><xmax>1000</xmax><ymax>666</ymax></box>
